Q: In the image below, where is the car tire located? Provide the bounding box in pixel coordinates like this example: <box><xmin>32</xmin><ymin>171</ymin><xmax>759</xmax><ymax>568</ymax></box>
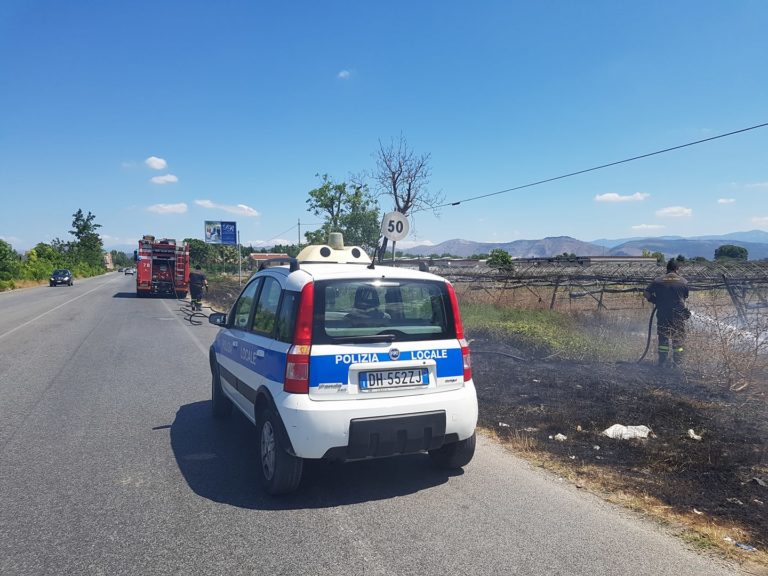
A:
<box><xmin>49</xmin><ymin>282</ymin><xmax>54</xmax><ymax>287</ymax></box>
<box><xmin>256</xmin><ymin>407</ymin><xmax>303</xmax><ymax>495</ymax></box>
<box><xmin>429</xmin><ymin>432</ymin><xmax>476</xmax><ymax>469</ymax></box>
<box><xmin>211</xmin><ymin>363</ymin><xmax>232</xmax><ymax>419</ymax></box>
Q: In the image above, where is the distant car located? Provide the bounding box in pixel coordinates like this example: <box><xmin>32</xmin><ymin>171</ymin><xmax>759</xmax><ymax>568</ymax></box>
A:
<box><xmin>118</xmin><ymin>267</ymin><xmax>125</xmax><ymax>272</ymax></box>
<box><xmin>50</xmin><ymin>269</ymin><xmax>73</xmax><ymax>287</ymax></box>
<box><xmin>124</xmin><ymin>267</ymin><xmax>135</xmax><ymax>275</ymax></box>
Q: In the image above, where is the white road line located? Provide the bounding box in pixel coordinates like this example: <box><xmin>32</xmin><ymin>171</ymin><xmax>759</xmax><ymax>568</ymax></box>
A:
<box><xmin>0</xmin><ymin>276</ymin><xmax>119</xmax><ymax>341</ymax></box>
<box><xmin>160</xmin><ymin>298</ymin><xmax>211</xmax><ymax>357</ymax></box>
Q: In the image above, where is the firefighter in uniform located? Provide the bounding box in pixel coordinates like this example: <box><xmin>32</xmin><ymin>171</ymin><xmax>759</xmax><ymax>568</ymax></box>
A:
<box><xmin>189</xmin><ymin>264</ymin><xmax>208</xmax><ymax>311</ymax></box>
<box><xmin>644</xmin><ymin>259</ymin><xmax>690</xmax><ymax>366</ymax></box>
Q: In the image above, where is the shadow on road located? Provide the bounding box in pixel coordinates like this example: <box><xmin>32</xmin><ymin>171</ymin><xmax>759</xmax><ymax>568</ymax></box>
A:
<box><xmin>170</xmin><ymin>401</ymin><xmax>458</xmax><ymax>509</ymax></box>
<box><xmin>112</xmin><ymin>292</ymin><xmax>139</xmax><ymax>298</ymax></box>
<box><xmin>112</xmin><ymin>292</ymin><xmax>181</xmax><ymax>299</ymax></box>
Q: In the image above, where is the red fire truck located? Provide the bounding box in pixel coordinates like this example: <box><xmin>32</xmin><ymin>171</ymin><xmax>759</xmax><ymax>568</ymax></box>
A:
<box><xmin>135</xmin><ymin>235</ymin><xmax>190</xmax><ymax>298</ymax></box>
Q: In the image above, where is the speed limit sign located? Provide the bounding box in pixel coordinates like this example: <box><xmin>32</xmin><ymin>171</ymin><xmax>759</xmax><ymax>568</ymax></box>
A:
<box><xmin>380</xmin><ymin>212</ymin><xmax>410</xmax><ymax>242</ymax></box>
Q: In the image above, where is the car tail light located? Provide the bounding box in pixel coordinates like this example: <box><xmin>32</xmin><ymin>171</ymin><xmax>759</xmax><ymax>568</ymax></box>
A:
<box><xmin>447</xmin><ymin>282</ymin><xmax>472</xmax><ymax>382</ymax></box>
<box><xmin>460</xmin><ymin>339</ymin><xmax>472</xmax><ymax>382</ymax></box>
<box><xmin>285</xmin><ymin>345</ymin><xmax>310</xmax><ymax>394</ymax></box>
<box><xmin>285</xmin><ymin>282</ymin><xmax>314</xmax><ymax>394</ymax></box>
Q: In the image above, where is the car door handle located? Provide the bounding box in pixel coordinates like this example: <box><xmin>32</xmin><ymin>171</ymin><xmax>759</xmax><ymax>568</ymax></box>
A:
<box><xmin>256</xmin><ymin>349</ymin><xmax>265</xmax><ymax>358</ymax></box>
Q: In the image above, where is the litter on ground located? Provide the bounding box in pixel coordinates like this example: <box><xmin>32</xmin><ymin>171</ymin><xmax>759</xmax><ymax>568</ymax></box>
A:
<box><xmin>602</xmin><ymin>424</ymin><xmax>652</xmax><ymax>440</ymax></box>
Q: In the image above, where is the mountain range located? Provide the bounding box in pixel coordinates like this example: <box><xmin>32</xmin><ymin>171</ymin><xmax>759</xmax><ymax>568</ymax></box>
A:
<box><xmin>400</xmin><ymin>230</ymin><xmax>768</xmax><ymax>260</ymax></box>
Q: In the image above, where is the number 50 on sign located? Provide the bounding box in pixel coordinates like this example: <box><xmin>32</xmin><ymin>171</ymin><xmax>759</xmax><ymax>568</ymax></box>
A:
<box><xmin>380</xmin><ymin>212</ymin><xmax>409</xmax><ymax>242</ymax></box>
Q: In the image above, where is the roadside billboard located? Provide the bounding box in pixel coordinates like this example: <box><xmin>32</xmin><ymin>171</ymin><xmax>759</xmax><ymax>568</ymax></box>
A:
<box><xmin>204</xmin><ymin>221</ymin><xmax>237</xmax><ymax>245</ymax></box>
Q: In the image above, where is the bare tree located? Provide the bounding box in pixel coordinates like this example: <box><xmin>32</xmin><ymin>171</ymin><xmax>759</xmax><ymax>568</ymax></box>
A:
<box><xmin>373</xmin><ymin>134</ymin><xmax>443</xmax><ymax>216</ymax></box>
<box><xmin>372</xmin><ymin>135</ymin><xmax>443</xmax><ymax>261</ymax></box>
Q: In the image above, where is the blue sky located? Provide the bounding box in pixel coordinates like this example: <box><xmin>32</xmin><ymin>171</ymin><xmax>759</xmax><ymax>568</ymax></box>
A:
<box><xmin>1</xmin><ymin>1</ymin><xmax>767</xmax><ymax>252</ymax></box>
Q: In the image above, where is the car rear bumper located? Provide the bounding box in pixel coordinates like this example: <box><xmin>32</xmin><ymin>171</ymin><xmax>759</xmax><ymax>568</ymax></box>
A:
<box><xmin>276</xmin><ymin>382</ymin><xmax>478</xmax><ymax>459</ymax></box>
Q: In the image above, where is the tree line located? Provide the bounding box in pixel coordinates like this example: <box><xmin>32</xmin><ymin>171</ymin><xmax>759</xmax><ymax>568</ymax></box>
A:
<box><xmin>0</xmin><ymin>209</ymin><xmax>106</xmax><ymax>290</ymax></box>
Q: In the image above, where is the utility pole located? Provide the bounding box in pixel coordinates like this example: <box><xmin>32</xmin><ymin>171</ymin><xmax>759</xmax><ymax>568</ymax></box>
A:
<box><xmin>298</xmin><ymin>218</ymin><xmax>301</xmax><ymax>248</ymax></box>
<box><xmin>238</xmin><ymin>230</ymin><xmax>242</xmax><ymax>285</ymax></box>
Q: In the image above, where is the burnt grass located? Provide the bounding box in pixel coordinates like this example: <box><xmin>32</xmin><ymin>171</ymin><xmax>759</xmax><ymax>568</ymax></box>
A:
<box><xmin>469</xmin><ymin>328</ymin><xmax>768</xmax><ymax>549</ymax></box>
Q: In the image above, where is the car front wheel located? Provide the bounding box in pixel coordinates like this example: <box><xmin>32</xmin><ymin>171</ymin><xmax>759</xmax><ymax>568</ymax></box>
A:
<box><xmin>429</xmin><ymin>432</ymin><xmax>476</xmax><ymax>469</ymax></box>
<box><xmin>257</xmin><ymin>407</ymin><xmax>303</xmax><ymax>495</ymax></box>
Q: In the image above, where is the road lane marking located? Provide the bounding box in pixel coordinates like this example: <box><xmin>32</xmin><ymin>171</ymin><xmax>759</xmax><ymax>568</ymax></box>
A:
<box><xmin>160</xmin><ymin>298</ymin><xmax>211</xmax><ymax>357</ymax></box>
<box><xmin>0</xmin><ymin>276</ymin><xmax>120</xmax><ymax>341</ymax></box>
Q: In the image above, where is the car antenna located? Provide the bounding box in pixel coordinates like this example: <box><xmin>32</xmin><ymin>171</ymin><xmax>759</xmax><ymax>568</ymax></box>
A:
<box><xmin>368</xmin><ymin>236</ymin><xmax>385</xmax><ymax>269</ymax></box>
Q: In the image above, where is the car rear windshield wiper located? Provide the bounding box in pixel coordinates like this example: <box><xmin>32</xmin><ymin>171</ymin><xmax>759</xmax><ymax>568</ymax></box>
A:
<box><xmin>331</xmin><ymin>334</ymin><xmax>396</xmax><ymax>343</ymax></box>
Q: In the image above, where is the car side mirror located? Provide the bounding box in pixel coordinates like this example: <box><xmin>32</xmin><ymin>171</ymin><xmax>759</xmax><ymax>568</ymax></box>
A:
<box><xmin>209</xmin><ymin>312</ymin><xmax>228</xmax><ymax>327</ymax></box>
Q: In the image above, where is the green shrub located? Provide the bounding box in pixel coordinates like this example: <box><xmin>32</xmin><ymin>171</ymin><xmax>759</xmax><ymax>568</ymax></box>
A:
<box><xmin>460</xmin><ymin>302</ymin><xmax>611</xmax><ymax>359</ymax></box>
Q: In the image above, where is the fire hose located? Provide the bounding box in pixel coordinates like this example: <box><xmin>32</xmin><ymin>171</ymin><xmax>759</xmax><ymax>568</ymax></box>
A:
<box><xmin>637</xmin><ymin>305</ymin><xmax>656</xmax><ymax>363</ymax></box>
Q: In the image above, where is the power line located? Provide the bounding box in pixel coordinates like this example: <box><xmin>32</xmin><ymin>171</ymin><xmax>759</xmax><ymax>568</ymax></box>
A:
<box><xmin>254</xmin><ymin>222</ymin><xmax>325</xmax><ymax>248</ymax></box>
<box><xmin>255</xmin><ymin>224</ymin><xmax>298</xmax><ymax>247</ymax></box>
<box><xmin>427</xmin><ymin>121</ymin><xmax>768</xmax><ymax>211</ymax></box>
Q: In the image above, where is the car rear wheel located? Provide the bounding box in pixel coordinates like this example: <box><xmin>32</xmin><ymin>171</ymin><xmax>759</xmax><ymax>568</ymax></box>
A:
<box><xmin>211</xmin><ymin>363</ymin><xmax>232</xmax><ymax>419</ymax></box>
<box><xmin>257</xmin><ymin>407</ymin><xmax>303</xmax><ymax>495</ymax></box>
<box><xmin>429</xmin><ymin>432</ymin><xmax>476</xmax><ymax>469</ymax></box>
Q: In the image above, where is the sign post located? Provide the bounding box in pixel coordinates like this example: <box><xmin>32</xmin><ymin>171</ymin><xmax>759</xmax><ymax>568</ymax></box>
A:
<box><xmin>204</xmin><ymin>220</ymin><xmax>239</xmax><ymax>277</ymax></box>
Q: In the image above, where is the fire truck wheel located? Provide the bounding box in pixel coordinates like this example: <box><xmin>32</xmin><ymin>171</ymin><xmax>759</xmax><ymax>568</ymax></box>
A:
<box><xmin>211</xmin><ymin>363</ymin><xmax>232</xmax><ymax>419</ymax></box>
<box><xmin>256</xmin><ymin>407</ymin><xmax>303</xmax><ymax>495</ymax></box>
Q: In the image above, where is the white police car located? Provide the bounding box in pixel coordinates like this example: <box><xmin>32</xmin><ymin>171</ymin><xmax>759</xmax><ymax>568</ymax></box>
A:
<box><xmin>208</xmin><ymin>235</ymin><xmax>478</xmax><ymax>494</ymax></box>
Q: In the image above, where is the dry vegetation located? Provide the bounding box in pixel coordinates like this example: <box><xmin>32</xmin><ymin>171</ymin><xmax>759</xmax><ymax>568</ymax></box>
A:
<box><xmin>459</xmin><ymin>282</ymin><xmax>767</xmax><ymax>566</ymax></box>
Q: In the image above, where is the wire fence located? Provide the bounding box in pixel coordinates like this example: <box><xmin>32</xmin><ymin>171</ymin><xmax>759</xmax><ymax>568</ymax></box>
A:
<box><xmin>394</xmin><ymin>259</ymin><xmax>768</xmax><ymax>317</ymax></box>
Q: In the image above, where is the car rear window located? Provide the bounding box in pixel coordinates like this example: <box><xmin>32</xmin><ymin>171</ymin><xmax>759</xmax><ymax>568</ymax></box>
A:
<box><xmin>312</xmin><ymin>279</ymin><xmax>456</xmax><ymax>344</ymax></box>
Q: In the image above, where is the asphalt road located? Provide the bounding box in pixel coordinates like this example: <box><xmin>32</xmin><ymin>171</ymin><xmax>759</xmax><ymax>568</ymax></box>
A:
<box><xmin>0</xmin><ymin>273</ymin><xmax>744</xmax><ymax>575</ymax></box>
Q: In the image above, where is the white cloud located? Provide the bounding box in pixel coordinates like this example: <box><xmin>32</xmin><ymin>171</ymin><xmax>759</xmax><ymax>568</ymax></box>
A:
<box><xmin>656</xmin><ymin>206</ymin><xmax>692</xmax><ymax>218</ymax></box>
<box><xmin>247</xmin><ymin>238</ymin><xmax>293</xmax><ymax>248</ymax></box>
<box><xmin>746</xmin><ymin>181</ymin><xmax>768</xmax><ymax>190</ymax></box>
<box><xmin>147</xmin><ymin>203</ymin><xmax>187</xmax><ymax>214</ymax></box>
<box><xmin>631</xmin><ymin>224</ymin><xmax>665</xmax><ymax>231</ymax></box>
<box><xmin>594</xmin><ymin>192</ymin><xmax>650</xmax><ymax>203</ymax></box>
<box><xmin>100</xmin><ymin>234</ymin><xmax>136</xmax><ymax>246</ymax></box>
<box><xmin>337</xmin><ymin>70</ymin><xmax>350</xmax><ymax>79</ymax></box>
<box><xmin>194</xmin><ymin>199</ymin><xmax>259</xmax><ymax>217</ymax></box>
<box><xmin>717</xmin><ymin>198</ymin><xmax>736</xmax><ymax>205</ymax></box>
<box><xmin>145</xmin><ymin>156</ymin><xmax>167</xmax><ymax>170</ymax></box>
<box><xmin>0</xmin><ymin>235</ymin><xmax>22</xmax><ymax>245</ymax></box>
<box><xmin>751</xmin><ymin>216</ymin><xmax>768</xmax><ymax>227</ymax></box>
<box><xmin>150</xmin><ymin>174</ymin><xmax>179</xmax><ymax>185</ymax></box>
